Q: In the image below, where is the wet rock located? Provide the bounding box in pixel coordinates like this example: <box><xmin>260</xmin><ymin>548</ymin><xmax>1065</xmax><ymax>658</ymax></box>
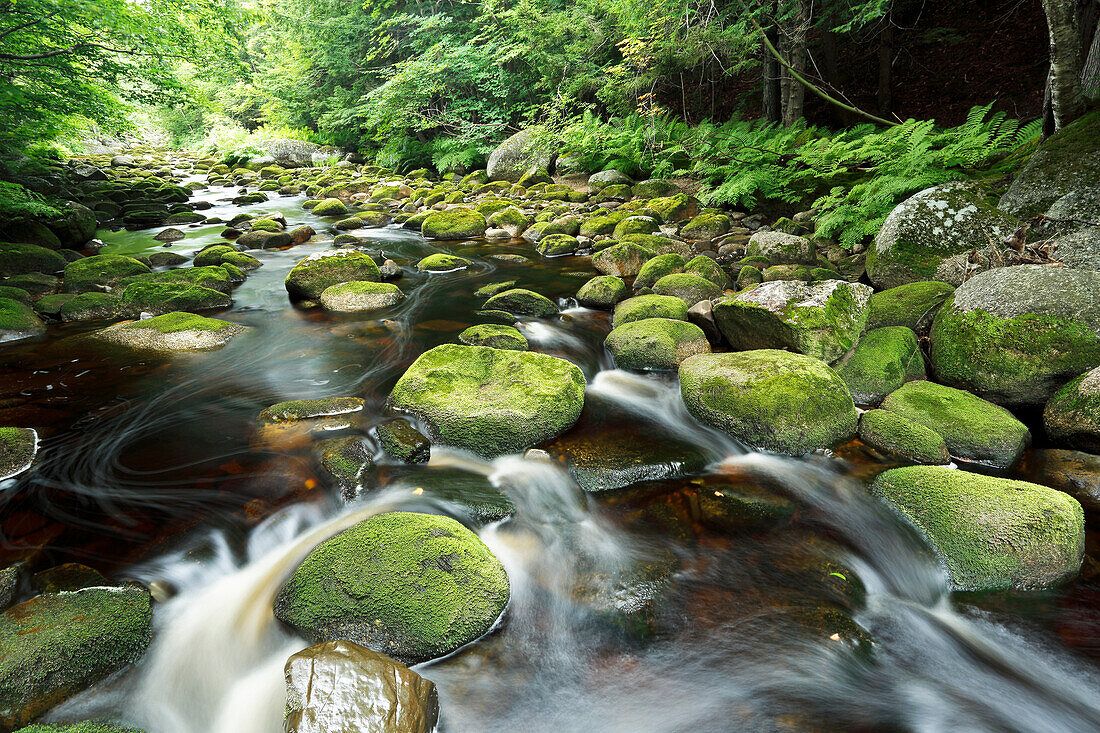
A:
<box><xmin>693</xmin><ymin>482</ymin><xmax>796</xmax><ymax>531</ymax></box>
<box><xmin>285</xmin><ymin>639</ymin><xmax>439</xmax><ymax>733</ymax></box>
<box><xmin>274</xmin><ymin>511</ymin><xmax>509</xmax><ymax>665</ymax></box>
<box><xmin>310</xmin><ymin>198</ymin><xmax>349</xmax><ymax>217</ymax></box>
<box><xmin>872</xmin><ymin>465</ymin><xmax>1084</xmax><ymax>590</ymax></box>
<box><xmin>1015</xmin><ymin>449</ymin><xmax>1100</xmax><ymax>514</ymax></box>
<box><xmin>416</xmin><ymin>253</ymin><xmax>471</xmax><ymax>272</ymax></box>
<box><xmin>474</xmin><ymin>280</ymin><xmax>517</xmax><ymax>299</ymax></box>
<box><xmin>238</xmin><ymin>230</ymin><xmax>292</xmax><ymax>249</ymax></box>
<box><xmin>0</xmin><ymin>427</ymin><xmax>38</xmax><ymax>481</ymax></box>
<box><xmin>0</xmin><ymin>586</ymin><xmax>153</xmax><ymax>730</ymax></box>
<box><xmin>0</xmin><ymin>298</ymin><xmax>47</xmax><ymax>344</ymax></box>
<box><xmin>865</xmin><ymin>280</ymin><xmax>954</xmax><ymax>335</ymax></box>
<box><xmin>713</xmin><ymin>280</ymin><xmax>872</xmax><ymax>363</ymax></box>
<box><xmin>592</xmin><ymin>241</ymin><xmax>657</xmax><ymax>277</ymax></box>
<box><xmin>929</xmin><ymin>265</ymin><xmax>1100</xmax><ymax>407</ymax></box>
<box><xmin>92</xmin><ymin>312</ymin><xmax>247</xmax><ymax>353</ymax></box>
<box><xmin>260</xmin><ymin>397</ymin><xmax>365</xmax><ymax>423</ymax></box>
<box><xmin>745</xmin><ymin>231</ymin><xmax>814</xmax><ymax>264</ymax></box>
<box><xmin>421</xmin><ymin>208</ymin><xmax>487</xmax><ymax>240</ymax></box>
<box><xmin>481</xmin><ymin>288</ymin><xmax>557</xmax><ymax>317</ymax></box>
<box><xmin>377</xmin><ymin>418</ymin><xmax>430</xmax><ymax>464</ymax></box>
<box><xmin>59</xmin><ymin>292</ymin><xmax>120</xmax><ymax>322</ymax></box>
<box><xmin>315</xmin><ymin>436</ymin><xmax>376</xmax><ymax>500</ymax></box>
<box><xmin>576</xmin><ymin>275</ymin><xmax>627</xmax><ymax>309</ymax></box>
<box><xmin>879</xmin><ymin>380</ymin><xmax>1030</xmax><ymax>469</ymax></box>
<box><xmin>634</xmin><ymin>253</ymin><xmax>685</xmax><ymax>290</ymax></box>
<box><xmin>866</xmin><ymin>181</ymin><xmax>1019</xmax><ymax>289</ymax></box>
<box><xmin>0</xmin><ymin>242</ymin><xmax>66</xmax><ymax>277</ymax></box>
<box><xmin>286</xmin><ymin>250</ymin><xmax>381</xmax><ymax>299</ymax></box>
<box><xmin>31</xmin><ymin>564</ymin><xmax>108</xmax><ymax>594</ymax></box>
<box><xmin>535</xmin><ymin>233</ymin><xmax>579</xmax><ymax>257</ymax></box>
<box><xmin>998</xmin><ymin>111</ymin><xmax>1100</xmax><ymax>218</ymax></box>
<box><xmin>319</xmin><ymin>281</ymin><xmax>404</xmax><ymax>313</ymax></box>
<box><xmin>153</xmin><ymin>227</ymin><xmax>185</xmax><ymax>242</ymax></box>
<box><xmin>119</xmin><ymin>282</ymin><xmax>230</xmax><ymax>316</ymax></box>
<box><xmin>612</xmin><ymin>294</ymin><xmax>688</xmax><ymax>328</ymax></box>
<box><xmin>192</xmin><ymin>245</ymin><xmax>261</xmax><ymax>270</ymax></box>
<box><xmin>1044</xmin><ymin>366</ymin><xmax>1100</xmax><ymax>451</ymax></box>
<box><xmin>679</xmin><ymin>350</ymin><xmax>857</xmax><ymax>455</ymax></box>
<box><xmin>288</xmin><ymin>225</ymin><xmax>315</xmax><ymax>245</ymax></box>
<box><xmin>121</xmin><ymin>266</ymin><xmax>233</xmax><ymax>295</ymax></box>
<box><xmin>834</xmin><ymin>326</ymin><xmax>925</xmax><ymax>406</ymax></box>
<box><xmin>0</xmin><ymin>564</ymin><xmax>22</xmax><ymax>612</ymax></box>
<box><xmin>682</xmin><ymin>254</ymin><xmax>730</xmax><ymax>289</ymax></box>
<box><xmin>62</xmin><ymin>254</ymin><xmax>150</xmax><ymax>293</ymax></box>
<box><xmin>605</xmin><ymin>317</ymin><xmax>710</xmax><ymax>371</ymax></box>
<box><xmin>857</xmin><ymin>410</ymin><xmax>950</xmax><ymax>465</ymax></box>
<box><xmin>387</xmin><ymin>468</ymin><xmax>514</xmax><ymax>522</ymax></box>
<box><xmin>388</xmin><ymin>344</ymin><xmax>585</xmax><ymax>456</ymax></box>
<box><xmin>652</xmin><ymin>272</ymin><xmax>722</xmax><ymax>306</ymax></box>
<box><xmin>572</xmin><ymin>545</ymin><xmax>677</xmax><ymax>637</ymax></box>
<box><xmin>458</xmin><ymin>324</ymin><xmax>528</xmax><ymax>350</ymax></box>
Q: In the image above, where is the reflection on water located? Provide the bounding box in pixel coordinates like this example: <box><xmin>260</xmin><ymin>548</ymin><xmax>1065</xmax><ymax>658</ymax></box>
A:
<box><xmin>4</xmin><ymin>181</ymin><xmax>1100</xmax><ymax>732</ymax></box>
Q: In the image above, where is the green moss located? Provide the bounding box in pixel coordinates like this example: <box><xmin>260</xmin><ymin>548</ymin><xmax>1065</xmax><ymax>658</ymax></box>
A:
<box><xmin>474</xmin><ymin>280</ymin><xmax>517</xmax><ymax>299</ymax></box>
<box><xmin>858</xmin><ymin>409</ymin><xmax>949</xmax><ymax>464</ymax></box>
<box><xmin>33</xmin><ymin>293</ymin><xmax>75</xmax><ymax>317</ymax></box>
<box><xmin>486</xmin><ymin>206</ymin><xmax>528</xmax><ymax>232</ymax></box>
<box><xmin>123</xmin><ymin>311</ymin><xmax>235</xmax><ymax>334</ymax></box>
<box><xmin>249</xmin><ymin>218</ymin><xmax>284</xmax><ymax>232</ymax></box>
<box><xmin>612</xmin><ymin>216</ymin><xmax>659</xmax><ymax>239</ymax></box>
<box><xmin>120</xmin><ymin>266</ymin><xmax>233</xmax><ymax>295</ymax></box>
<box><xmin>458</xmin><ymin>324</ymin><xmax>528</xmax><ymax>350</ymax></box>
<box><xmin>63</xmin><ymin>255</ymin><xmax>150</xmax><ymax>294</ymax></box>
<box><xmin>388</xmin><ymin>344</ymin><xmax>585</xmax><ymax>456</ymax></box>
<box><xmin>311</xmin><ymin>198</ymin><xmax>349</xmax><ymax>217</ymax></box>
<box><xmin>652</xmin><ymin>272</ymin><xmax>723</xmax><ymax>305</ymax></box>
<box><xmin>834</xmin><ymin>327</ymin><xmax>925</xmax><ymax>405</ymax></box>
<box><xmin>606</xmin><ymin>317</ymin><xmax>709</xmax><ymax>371</ymax></box>
<box><xmin>259</xmin><ymin>396</ymin><xmax>364</xmax><ymax>422</ymax></box>
<box><xmin>678</xmin><ymin>350</ymin><xmax>857</xmax><ymax>455</ymax></box>
<box><xmin>416</xmin><ymin>254</ymin><xmax>471</xmax><ymax>272</ymax></box>
<box><xmin>866</xmin><ymin>281</ymin><xmax>954</xmax><ymax>334</ymax></box>
<box><xmin>15</xmin><ymin>722</ymin><xmax>145</xmax><ymax>732</ymax></box>
<box><xmin>879</xmin><ymin>380</ymin><xmax>1030</xmax><ymax>468</ymax></box>
<box><xmin>576</xmin><ymin>276</ymin><xmax>627</xmax><ymax>309</ymax></box>
<box><xmin>536</xmin><ymin>234</ymin><xmax>579</xmax><ymax>257</ymax></box>
<box><xmin>193</xmin><ymin>245</ymin><xmax>260</xmax><ymax>270</ymax></box>
<box><xmin>0</xmin><ymin>297</ymin><xmax>46</xmax><ymax>342</ymax></box>
<box><xmin>273</xmin><ymin>511</ymin><xmax>509</xmax><ymax>665</ymax></box>
<box><xmin>579</xmin><ymin>214</ymin><xmax>624</xmax><ymax>238</ymax></box>
<box><xmin>421</xmin><ymin>208</ymin><xmax>487</xmax><ymax>240</ymax></box>
<box><xmin>634</xmin><ymin>254</ymin><xmax>685</xmax><ymax>290</ymax></box>
<box><xmin>286</xmin><ymin>250</ymin><xmax>381</xmax><ymax>299</ymax></box>
<box><xmin>871</xmin><ymin>466</ymin><xmax>1084</xmax><ymax>590</ymax></box>
<box><xmin>59</xmin><ymin>292</ymin><xmax>120</xmax><ymax>322</ymax></box>
<box><xmin>0</xmin><ymin>426</ymin><xmax>37</xmax><ymax>481</ymax></box>
<box><xmin>376</xmin><ymin>418</ymin><xmax>430</xmax><ymax>464</ymax></box>
<box><xmin>680</xmin><ymin>213</ymin><xmax>731</xmax><ymax>240</ymax></box>
<box><xmin>736</xmin><ymin>265</ymin><xmax>763</xmax><ymax>290</ymax></box>
<box><xmin>613</xmin><ymin>294</ymin><xmax>688</xmax><ymax>327</ymax></box>
<box><xmin>482</xmin><ymin>288</ymin><xmax>557</xmax><ymax>317</ymax></box>
<box><xmin>647</xmin><ymin>193</ymin><xmax>698</xmax><ymax>223</ymax></box>
<box><xmin>0</xmin><ymin>242</ymin><xmax>66</xmax><ymax>278</ymax></box>
<box><xmin>119</xmin><ymin>282</ymin><xmax>230</xmax><ymax>316</ymax></box>
<box><xmin>1043</xmin><ymin>367</ymin><xmax>1100</xmax><ymax>451</ymax></box>
<box><xmin>683</xmin><ymin>255</ymin><xmax>730</xmax><ymax>289</ymax></box>
<box><xmin>592</xmin><ymin>241</ymin><xmax>658</xmax><ymax>278</ymax></box>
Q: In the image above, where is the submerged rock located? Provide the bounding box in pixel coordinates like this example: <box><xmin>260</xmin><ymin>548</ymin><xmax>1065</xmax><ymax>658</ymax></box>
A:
<box><xmin>259</xmin><ymin>396</ymin><xmax>365</xmax><ymax>423</ymax></box>
<box><xmin>387</xmin><ymin>468</ymin><xmax>514</xmax><ymax>523</ymax></box>
<box><xmin>678</xmin><ymin>350</ymin><xmax>858</xmax><ymax>455</ymax></box>
<box><xmin>0</xmin><ymin>427</ymin><xmax>38</xmax><ymax>481</ymax></box>
<box><xmin>274</xmin><ymin>511</ymin><xmax>509</xmax><ymax>665</ymax></box>
<box><xmin>388</xmin><ymin>344</ymin><xmax>585</xmax><ymax>456</ymax></box>
<box><xmin>872</xmin><ymin>466</ymin><xmax>1084</xmax><ymax>591</ymax></box>
<box><xmin>284</xmin><ymin>640</ymin><xmax>439</xmax><ymax>733</ymax></box>
<box><xmin>0</xmin><ymin>586</ymin><xmax>153</xmax><ymax>730</ymax></box>
<box><xmin>879</xmin><ymin>380</ymin><xmax>1029</xmax><ymax>469</ymax></box>
<box><xmin>376</xmin><ymin>418</ymin><xmax>430</xmax><ymax>464</ymax></box>
<box><xmin>1044</xmin><ymin>366</ymin><xmax>1100</xmax><ymax>451</ymax></box>
<box><xmin>286</xmin><ymin>250</ymin><xmax>381</xmax><ymax>299</ymax></box>
<box><xmin>92</xmin><ymin>312</ymin><xmax>247</xmax><ymax>353</ymax></box>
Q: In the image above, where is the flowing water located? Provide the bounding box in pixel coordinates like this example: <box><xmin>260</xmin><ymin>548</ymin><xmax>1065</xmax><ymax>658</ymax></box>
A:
<box><xmin>5</xmin><ymin>176</ymin><xmax>1100</xmax><ymax>732</ymax></box>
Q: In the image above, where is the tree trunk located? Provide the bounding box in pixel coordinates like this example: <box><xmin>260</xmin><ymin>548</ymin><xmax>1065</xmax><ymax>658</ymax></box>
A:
<box><xmin>762</xmin><ymin>2</ymin><xmax>782</xmax><ymax>123</ymax></box>
<box><xmin>1040</xmin><ymin>0</ymin><xmax>1084</xmax><ymax>131</ymax></box>
<box><xmin>782</xmin><ymin>0</ymin><xmax>810</xmax><ymax>126</ymax></box>
<box><xmin>1082</xmin><ymin>10</ymin><xmax>1100</xmax><ymax>100</ymax></box>
<box><xmin>877</xmin><ymin>21</ymin><xmax>895</xmax><ymax>115</ymax></box>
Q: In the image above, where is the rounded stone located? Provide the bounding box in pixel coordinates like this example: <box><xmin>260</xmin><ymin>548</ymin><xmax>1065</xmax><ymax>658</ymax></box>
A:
<box><xmin>576</xmin><ymin>276</ymin><xmax>627</xmax><ymax>309</ymax></box>
<box><xmin>320</xmin><ymin>281</ymin><xmax>404</xmax><ymax>312</ymax></box>
<box><xmin>421</xmin><ymin>208</ymin><xmax>487</xmax><ymax>240</ymax></box>
<box><xmin>857</xmin><ymin>410</ymin><xmax>949</xmax><ymax>465</ymax></box>
<box><xmin>286</xmin><ymin>250</ymin><xmax>381</xmax><ymax>299</ymax></box>
<box><xmin>605</xmin><ymin>317</ymin><xmax>710</xmax><ymax>371</ymax></box>
<box><xmin>416</xmin><ymin>254</ymin><xmax>471</xmax><ymax>272</ymax></box>
<box><xmin>458</xmin><ymin>324</ymin><xmax>528</xmax><ymax>350</ymax></box>
<box><xmin>612</xmin><ymin>294</ymin><xmax>688</xmax><ymax>328</ymax></box>
<box><xmin>1044</xmin><ymin>366</ymin><xmax>1100</xmax><ymax>451</ymax></box>
<box><xmin>92</xmin><ymin>312</ymin><xmax>246</xmax><ymax>353</ymax></box>
<box><xmin>481</xmin><ymin>288</ymin><xmax>557</xmax><ymax>317</ymax></box>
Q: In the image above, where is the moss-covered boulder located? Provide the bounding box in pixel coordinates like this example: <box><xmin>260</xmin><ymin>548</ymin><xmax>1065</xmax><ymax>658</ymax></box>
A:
<box><xmin>482</xmin><ymin>288</ymin><xmax>557</xmax><ymax>317</ymax></box>
<box><xmin>486</xmin><ymin>206</ymin><xmax>528</xmax><ymax>237</ymax></box>
<box><xmin>857</xmin><ymin>410</ymin><xmax>949</xmax><ymax>465</ymax></box>
<box><xmin>314</xmin><ymin>436</ymin><xmax>376</xmax><ymax>499</ymax></box>
<box><xmin>745</xmin><ymin>231</ymin><xmax>814</xmax><ymax>265</ymax></box>
<box><xmin>998</xmin><ymin>111</ymin><xmax>1100</xmax><ymax>218</ymax></box>
<box><xmin>319</xmin><ymin>281</ymin><xmax>404</xmax><ymax>312</ymax></box>
<box><xmin>0</xmin><ymin>242</ymin><xmax>66</xmax><ymax>277</ymax></box>
<box><xmin>92</xmin><ymin>312</ymin><xmax>247</xmax><ymax>353</ymax></box>
<box><xmin>59</xmin><ymin>292</ymin><xmax>121</xmax><ymax>322</ymax></box>
<box><xmin>652</xmin><ymin>272</ymin><xmax>723</xmax><ymax>306</ymax></box>
<box><xmin>120</xmin><ymin>266</ymin><xmax>233</xmax><ymax>295</ymax></box>
<box><xmin>0</xmin><ymin>426</ymin><xmax>38</xmax><ymax>481</ymax></box>
<box><xmin>929</xmin><ymin>265</ymin><xmax>1100</xmax><ymax>407</ymax></box>
<box><xmin>871</xmin><ymin>466</ymin><xmax>1085</xmax><ymax>590</ymax></box>
<box><xmin>634</xmin><ymin>253</ymin><xmax>685</xmax><ymax>290</ymax></box>
<box><xmin>679</xmin><ymin>350</ymin><xmax>858</xmax><ymax>455</ymax></box>
<box><xmin>45</xmin><ymin>201</ymin><xmax>97</xmax><ymax>249</ymax></box>
<box><xmin>612</xmin><ymin>294</ymin><xmax>689</xmax><ymax>327</ymax></box>
<box><xmin>879</xmin><ymin>380</ymin><xmax>1030</xmax><ymax>468</ymax></box>
<box><xmin>311</xmin><ymin>198</ymin><xmax>349</xmax><ymax>217</ymax></box>
<box><xmin>259</xmin><ymin>396</ymin><xmax>364</xmax><ymax>423</ymax></box>
<box><xmin>680</xmin><ymin>213</ymin><xmax>731</xmax><ymax>240</ymax></box>
<box><xmin>592</xmin><ymin>241</ymin><xmax>657</xmax><ymax>277</ymax></box>
<box><xmin>416</xmin><ymin>253</ymin><xmax>471</xmax><ymax>272</ymax></box>
<box><xmin>535</xmin><ymin>233</ymin><xmax>580</xmax><ymax>257</ymax></box>
<box><xmin>866</xmin><ymin>280</ymin><xmax>954</xmax><ymax>335</ymax></box>
<box><xmin>458</xmin><ymin>324</ymin><xmax>528</xmax><ymax>350</ymax></box>
<box><xmin>647</xmin><ymin>193</ymin><xmax>699</xmax><ymax>223</ymax></box>
<box><xmin>1044</xmin><ymin>366</ymin><xmax>1100</xmax><ymax>451</ymax></box>
<box><xmin>421</xmin><ymin>208</ymin><xmax>487</xmax><ymax>240</ymax></box>
<box><xmin>286</xmin><ymin>250</ymin><xmax>380</xmax><ymax>299</ymax></box>
<box><xmin>576</xmin><ymin>275</ymin><xmax>627</xmax><ymax>309</ymax></box>
<box><xmin>866</xmin><ymin>181</ymin><xmax>1019</xmax><ymax>289</ymax></box>
<box><xmin>683</xmin><ymin>255</ymin><xmax>730</xmax><ymax>289</ymax></box>
<box><xmin>0</xmin><ymin>586</ymin><xmax>152</xmax><ymax>730</ymax></box>
<box><xmin>605</xmin><ymin>317</ymin><xmax>710</xmax><ymax>371</ymax></box>
<box><xmin>273</xmin><ymin>511</ymin><xmax>509</xmax><ymax>664</ymax></box>
<box><xmin>193</xmin><ymin>245</ymin><xmax>261</xmax><ymax>270</ymax></box>
<box><xmin>834</xmin><ymin>326</ymin><xmax>925</xmax><ymax>406</ymax></box>
<box><xmin>377</xmin><ymin>418</ymin><xmax>430</xmax><ymax>464</ymax></box>
<box><xmin>713</xmin><ymin>280</ymin><xmax>873</xmax><ymax>363</ymax></box>
<box><xmin>612</xmin><ymin>216</ymin><xmax>659</xmax><ymax>239</ymax></box>
<box><xmin>487</xmin><ymin>130</ymin><xmax>554</xmax><ymax>182</ymax></box>
<box><xmin>388</xmin><ymin>344</ymin><xmax>584</xmax><ymax>456</ymax></box>
<box><xmin>0</xmin><ymin>297</ymin><xmax>46</xmax><ymax>344</ymax></box>
<box><xmin>62</xmin><ymin>255</ymin><xmax>150</xmax><ymax>294</ymax></box>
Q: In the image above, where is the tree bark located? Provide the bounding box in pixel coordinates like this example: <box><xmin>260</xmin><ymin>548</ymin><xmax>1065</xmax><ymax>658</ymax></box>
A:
<box><xmin>782</xmin><ymin>0</ymin><xmax>810</xmax><ymax>126</ymax></box>
<box><xmin>762</xmin><ymin>1</ymin><xmax>782</xmax><ymax>123</ymax></box>
<box><xmin>1040</xmin><ymin>0</ymin><xmax>1084</xmax><ymax>131</ymax></box>
<box><xmin>1082</xmin><ymin>9</ymin><xmax>1100</xmax><ymax>100</ymax></box>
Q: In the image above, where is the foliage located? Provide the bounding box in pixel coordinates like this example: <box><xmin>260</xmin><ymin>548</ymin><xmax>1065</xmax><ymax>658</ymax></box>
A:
<box><xmin>0</xmin><ymin>181</ymin><xmax>61</xmax><ymax>221</ymax></box>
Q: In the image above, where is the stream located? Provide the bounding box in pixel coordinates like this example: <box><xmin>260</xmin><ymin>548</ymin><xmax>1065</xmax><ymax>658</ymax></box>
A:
<box><xmin>4</xmin><ymin>175</ymin><xmax>1100</xmax><ymax>732</ymax></box>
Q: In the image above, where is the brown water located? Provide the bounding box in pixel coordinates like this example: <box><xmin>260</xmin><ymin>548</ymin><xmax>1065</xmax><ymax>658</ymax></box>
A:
<box><xmin>5</xmin><ymin>179</ymin><xmax>1100</xmax><ymax>733</ymax></box>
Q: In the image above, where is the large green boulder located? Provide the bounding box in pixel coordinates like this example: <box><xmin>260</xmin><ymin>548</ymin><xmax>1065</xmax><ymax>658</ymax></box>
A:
<box><xmin>612</xmin><ymin>294</ymin><xmax>688</xmax><ymax>328</ymax></box>
<box><xmin>285</xmin><ymin>250</ymin><xmax>381</xmax><ymax>299</ymax></box>
<box><xmin>458</xmin><ymin>324</ymin><xmax>528</xmax><ymax>350</ymax></box>
<box><xmin>634</xmin><ymin>254</ymin><xmax>685</xmax><ymax>290</ymax></box>
<box><xmin>416</xmin><ymin>253</ymin><xmax>471</xmax><ymax>272</ymax></box>
<box><xmin>1043</xmin><ymin>366</ymin><xmax>1100</xmax><ymax>452</ymax></box>
<box><xmin>319</xmin><ymin>281</ymin><xmax>404</xmax><ymax>312</ymax></box>
<box><xmin>192</xmin><ymin>245</ymin><xmax>261</xmax><ymax>270</ymax></box>
<box><xmin>576</xmin><ymin>276</ymin><xmax>627</xmax><ymax>309</ymax></box>
<box><xmin>713</xmin><ymin>280</ymin><xmax>873</xmax><ymax>363</ymax></box>
<box><xmin>592</xmin><ymin>241</ymin><xmax>657</xmax><ymax>277</ymax></box>
<box><xmin>421</xmin><ymin>208</ymin><xmax>487</xmax><ymax>240</ymax></box>
<box><xmin>858</xmin><ymin>410</ymin><xmax>949</xmax><ymax>465</ymax></box>
<box><xmin>998</xmin><ymin>111</ymin><xmax>1100</xmax><ymax>218</ymax></box>
<box><xmin>486</xmin><ymin>130</ymin><xmax>554</xmax><ymax>182</ymax></box>
<box><xmin>119</xmin><ymin>282</ymin><xmax>231</xmax><ymax>316</ymax></box>
<box><xmin>678</xmin><ymin>350</ymin><xmax>858</xmax><ymax>455</ymax></box>
<box><xmin>605</xmin><ymin>317</ymin><xmax>709</xmax><ymax>371</ymax></box>
<box><xmin>834</xmin><ymin>326</ymin><xmax>925</xmax><ymax>406</ymax></box>
<box><xmin>311</xmin><ymin>198</ymin><xmax>349</xmax><ymax>217</ymax></box>
<box><xmin>482</xmin><ymin>288</ymin><xmax>557</xmax><ymax>317</ymax></box>
<box><xmin>388</xmin><ymin>344</ymin><xmax>585</xmax><ymax>456</ymax></box>
<box><xmin>652</xmin><ymin>272</ymin><xmax>722</xmax><ymax>306</ymax></box>
<box><xmin>59</xmin><ymin>292</ymin><xmax>120</xmax><ymax>323</ymax></box>
<box><xmin>929</xmin><ymin>265</ymin><xmax>1100</xmax><ymax>407</ymax></box>
<box><xmin>0</xmin><ymin>242</ymin><xmax>66</xmax><ymax>277</ymax></box>
<box><xmin>120</xmin><ymin>266</ymin><xmax>233</xmax><ymax>295</ymax></box>
<box><xmin>871</xmin><ymin>466</ymin><xmax>1085</xmax><ymax>590</ymax></box>
<box><xmin>273</xmin><ymin>511</ymin><xmax>509</xmax><ymax>664</ymax></box>
<box><xmin>62</xmin><ymin>255</ymin><xmax>150</xmax><ymax>293</ymax></box>
<box><xmin>865</xmin><ymin>280</ymin><xmax>954</xmax><ymax>335</ymax></box>
<box><xmin>0</xmin><ymin>297</ymin><xmax>46</xmax><ymax>344</ymax></box>
<box><xmin>0</xmin><ymin>586</ymin><xmax>152</xmax><ymax>730</ymax></box>
<box><xmin>46</xmin><ymin>202</ymin><xmax>97</xmax><ymax>248</ymax></box>
<box><xmin>682</xmin><ymin>255</ymin><xmax>730</xmax><ymax>289</ymax></box>
<box><xmin>647</xmin><ymin>193</ymin><xmax>699</xmax><ymax>223</ymax></box>
<box><xmin>866</xmin><ymin>182</ymin><xmax>1019</xmax><ymax>289</ymax></box>
<box><xmin>879</xmin><ymin>380</ymin><xmax>1030</xmax><ymax>468</ymax></box>
<box><xmin>92</xmin><ymin>312</ymin><xmax>247</xmax><ymax>353</ymax></box>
